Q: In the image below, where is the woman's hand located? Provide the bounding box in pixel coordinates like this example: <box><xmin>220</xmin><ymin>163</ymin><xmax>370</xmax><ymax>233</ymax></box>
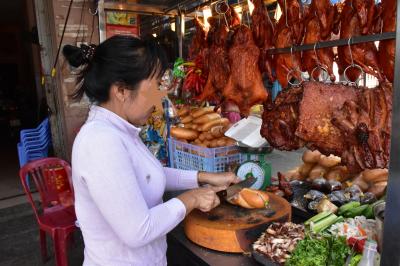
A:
<box><xmin>198</xmin><ymin>172</ymin><xmax>241</xmax><ymax>189</ymax></box>
<box><xmin>177</xmin><ymin>186</ymin><xmax>223</xmax><ymax>214</ymax></box>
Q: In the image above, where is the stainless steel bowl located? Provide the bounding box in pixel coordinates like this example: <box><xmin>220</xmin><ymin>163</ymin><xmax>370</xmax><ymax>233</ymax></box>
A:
<box><xmin>373</xmin><ymin>201</ymin><xmax>385</xmax><ymax>251</ymax></box>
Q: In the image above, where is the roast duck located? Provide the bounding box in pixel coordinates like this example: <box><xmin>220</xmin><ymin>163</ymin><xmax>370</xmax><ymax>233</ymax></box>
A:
<box><xmin>251</xmin><ymin>0</ymin><xmax>276</xmax><ymax>82</ymax></box>
<box><xmin>188</xmin><ymin>17</ymin><xmax>207</xmax><ymax>60</ymax></box>
<box><xmin>196</xmin><ymin>18</ymin><xmax>230</xmax><ymax>103</ymax></box>
<box><xmin>197</xmin><ymin>6</ymin><xmax>240</xmax><ymax>103</ymax></box>
<box><xmin>302</xmin><ymin>0</ymin><xmax>340</xmax><ymax>82</ymax></box>
<box><xmin>261</xmin><ymin>82</ymin><xmax>392</xmax><ymax>173</ymax></box>
<box><xmin>223</xmin><ymin>25</ymin><xmax>268</xmax><ymax>116</ymax></box>
<box><xmin>378</xmin><ymin>0</ymin><xmax>396</xmax><ymax>83</ymax></box>
<box><xmin>337</xmin><ymin>0</ymin><xmax>383</xmax><ymax>82</ymax></box>
<box><xmin>274</xmin><ymin>0</ymin><xmax>305</xmax><ymax>88</ymax></box>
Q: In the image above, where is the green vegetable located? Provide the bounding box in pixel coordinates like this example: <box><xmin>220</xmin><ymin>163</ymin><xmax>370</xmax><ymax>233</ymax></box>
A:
<box><xmin>311</xmin><ymin>213</ymin><xmax>338</xmax><ymax>233</ymax></box>
<box><xmin>285</xmin><ymin>236</ymin><xmax>351</xmax><ymax>266</ymax></box>
<box><xmin>285</xmin><ymin>237</ymin><xmax>330</xmax><ymax>266</ymax></box>
<box><xmin>345</xmin><ymin>204</ymin><xmax>369</xmax><ymax>218</ymax></box>
<box><xmin>349</xmin><ymin>254</ymin><xmax>362</xmax><ymax>266</ymax></box>
<box><xmin>363</xmin><ymin>204</ymin><xmax>374</xmax><ymax>219</ymax></box>
<box><xmin>327</xmin><ymin>236</ymin><xmax>351</xmax><ymax>266</ymax></box>
<box><xmin>305</xmin><ymin>211</ymin><xmax>332</xmax><ymax>226</ymax></box>
<box><xmin>338</xmin><ymin>201</ymin><xmax>360</xmax><ymax>216</ymax></box>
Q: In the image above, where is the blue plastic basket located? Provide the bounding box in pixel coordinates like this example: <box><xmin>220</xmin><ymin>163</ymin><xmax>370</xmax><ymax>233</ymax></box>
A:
<box><xmin>168</xmin><ymin>138</ymin><xmax>244</xmax><ymax>172</ymax></box>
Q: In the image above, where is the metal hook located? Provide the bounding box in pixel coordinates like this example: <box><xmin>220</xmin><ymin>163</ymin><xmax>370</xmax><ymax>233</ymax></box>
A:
<box><xmin>313</xmin><ymin>42</ymin><xmax>321</xmax><ymax>66</ymax></box>
<box><xmin>89</xmin><ymin>7</ymin><xmax>98</xmax><ymax>15</ymax></box>
<box><xmin>285</xmin><ymin>0</ymin><xmax>289</xmax><ymax>28</ymax></box>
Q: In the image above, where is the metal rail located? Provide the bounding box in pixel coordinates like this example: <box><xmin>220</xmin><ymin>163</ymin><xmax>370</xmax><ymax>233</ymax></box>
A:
<box><xmin>381</xmin><ymin>0</ymin><xmax>400</xmax><ymax>265</ymax></box>
<box><xmin>267</xmin><ymin>32</ymin><xmax>396</xmax><ymax>54</ymax></box>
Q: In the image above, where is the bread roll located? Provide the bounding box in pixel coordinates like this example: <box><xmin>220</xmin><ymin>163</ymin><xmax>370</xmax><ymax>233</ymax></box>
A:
<box><xmin>308</xmin><ymin>165</ymin><xmax>328</xmax><ymax>180</ymax></box>
<box><xmin>193</xmin><ymin>113</ymin><xmax>221</xmax><ymax>124</ymax></box>
<box><xmin>368</xmin><ymin>181</ymin><xmax>387</xmax><ymax>198</ymax></box>
<box><xmin>302</xmin><ymin>150</ymin><xmax>321</xmax><ymax>163</ymax></box>
<box><xmin>181</xmin><ymin>115</ymin><xmax>193</xmax><ymax>124</ymax></box>
<box><xmin>325</xmin><ymin>166</ymin><xmax>349</xmax><ymax>182</ymax></box>
<box><xmin>318</xmin><ymin>154</ymin><xmax>341</xmax><ymax>168</ymax></box>
<box><xmin>299</xmin><ymin>163</ymin><xmax>316</xmax><ymax>178</ymax></box>
<box><xmin>199</xmin><ymin>118</ymin><xmax>230</xmax><ymax>132</ymax></box>
<box><xmin>191</xmin><ymin>107</ymin><xmax>214</xmax><ymax>118</ymax></box>
<box><xmin>351</xmin><ymin>174</ymin><xmax>369</xmax><ymax>192</ymax></box>
<box><xmin>228</xmin><ymin>188</ymin><xmax>270</xmax><ymax>209</ymax></box>
<box><xmin>199</xmin><ymin>133</ymin><xmax>206</xmax><ymax>141</ymax></box>
<box><xmin>210</xmin><ymin>125</ymin><xmax>225</xmax><ymax>138</ymax></box>
<box><xmin>362</xmin><ymin>168</ymin><xmax>388</xmax><ymax>183</ymax></box>
<box><xmin>177</xmin><ymin>106</ymin><xmax>190</xmax><ymax>117</ymax></box>
<box><xmin>170</xmin><ymin>127</ymin><xmax>199</xmax><ymax>140</ymax></box>
<box><xmin>205</xmin><ymin>132</ymin><xmax>214</xmax><ymax>141</ymax></box>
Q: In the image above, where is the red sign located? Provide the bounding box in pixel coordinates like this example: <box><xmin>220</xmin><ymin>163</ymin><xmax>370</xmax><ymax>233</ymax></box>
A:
<box><xmin>106</xmin><ymin>24</ymin><xmax>139</xmax><ymax>39</ymax></box>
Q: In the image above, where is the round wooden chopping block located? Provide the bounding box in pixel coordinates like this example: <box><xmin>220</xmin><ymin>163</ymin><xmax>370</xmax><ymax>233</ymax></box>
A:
<box><xmin>184</xmin><ymin>192</ymin><xmax>292</xmax><ymax>253</ymax></box>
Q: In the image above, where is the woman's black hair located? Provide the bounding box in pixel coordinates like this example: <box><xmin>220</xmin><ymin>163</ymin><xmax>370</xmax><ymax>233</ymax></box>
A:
<box><xmin>62</xmin><ymin>35</ymin><xmax>168</xmax><ymax>103</ymax></box>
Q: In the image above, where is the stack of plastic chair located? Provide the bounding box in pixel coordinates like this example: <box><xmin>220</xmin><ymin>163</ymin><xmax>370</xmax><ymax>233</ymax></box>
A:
<box><xmin>17</xmin><ymin>118</ymin><xmax>51</xmax><ymax>167</ymax></box>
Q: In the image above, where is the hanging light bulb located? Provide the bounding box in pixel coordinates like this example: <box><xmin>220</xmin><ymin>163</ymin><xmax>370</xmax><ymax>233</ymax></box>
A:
<box><xmin>247</xmin><ymin>0</ymin><xmax>255</xmax><ymax>15</ymax></box>
<box><xmin>274</xmin><ymin>3</ymin><xmax>282</xmax><ymax>21</ymax></box>
<box><xmin>152</xmin><ymin>33</ymin><xmax>157</xmax><ymax>37</ymax></box>
<box><xmin>170</xmin><ymin>22</ymin><xmax>176</xmax><ymax>32</ymax></box>
<box><xmin>202</xmin><ymin>6</ymin><xmax>212</xmax><ymax>30</ymax></box>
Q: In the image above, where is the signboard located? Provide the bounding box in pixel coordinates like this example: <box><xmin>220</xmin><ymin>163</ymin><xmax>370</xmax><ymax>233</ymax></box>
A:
<box><xmin>105</xmin><ymin>11</ymin><xmax>139</xmax><ymax>39</ymax></box>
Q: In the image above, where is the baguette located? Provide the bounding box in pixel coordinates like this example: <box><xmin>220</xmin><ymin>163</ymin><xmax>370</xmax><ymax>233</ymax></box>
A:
<box><xmin>170</xmin><ymin>127</ymin><xmax>199</xmax><ymax>140</ymax></box>
<box><xmin>181</xmin><ymin>115</ymin><xmax>193</xmax><ymax>124</ymax></box>
<box><xmin>228</xmin><ymin>188</ymin><xmax>269</xmax><ymax>209</ymax></box>
<box><xmin>191</xmin><ymin>107</ymin><xmax>215</xmax><ymax>118</ymax></box>
<box><xmin>177</xmin><ymin>106</ymin><xmax>190</xmax><ymax>117</ymax></box>
<box><xmin>193</xmin><ymin>113</ymin><xmax>221</xmax><ymax>124</ymax></box>
<box><xmin>318</xmin><ymin>154</ymin><xmax>341</xmax><ymax>168</ymax></box>
<box><xmin>199</xmin><ymin>118</ymin><xmax>230</xmax><ymax>132</ymax></box>
<box><xmin>362</xmin><ymin>168</ymin><xmax>388</xmax><ymax>183</ymax></box>
<box><xmin>210</xmin><ymin>125</ymin><xmax>225</xmax><ymax>138</ymax></box>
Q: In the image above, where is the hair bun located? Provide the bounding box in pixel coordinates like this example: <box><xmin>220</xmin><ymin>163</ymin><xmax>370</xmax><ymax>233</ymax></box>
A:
<box><xmin>81</xmin><ymin>44</ymin><xmax>97</xmax><ymax>62</ymax></box>
<box><xmin>62</xmin><ymin>44</ymin><xmax>96</xmax><ymax>68</ymax></box>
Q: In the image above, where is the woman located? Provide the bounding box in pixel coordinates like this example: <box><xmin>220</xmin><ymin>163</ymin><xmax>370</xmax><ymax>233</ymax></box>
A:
<box><xmin>63</xmin><ymin>35</ymin><xmax>239</xmax><ymax>266</ymax></box>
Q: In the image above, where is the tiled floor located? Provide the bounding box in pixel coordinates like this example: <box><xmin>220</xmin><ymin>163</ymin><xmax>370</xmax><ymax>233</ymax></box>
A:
<box><xmin>0</xmin><ymin>134</ymin><xmax>24</xmax><ymax>200</ymax></box>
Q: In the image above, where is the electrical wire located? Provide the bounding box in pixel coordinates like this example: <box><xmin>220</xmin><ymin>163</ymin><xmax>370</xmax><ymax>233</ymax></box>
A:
<box><xmin>51</xmin><ymin>0</ymin><xmax>74</xmax><ymax>77</ymax></box>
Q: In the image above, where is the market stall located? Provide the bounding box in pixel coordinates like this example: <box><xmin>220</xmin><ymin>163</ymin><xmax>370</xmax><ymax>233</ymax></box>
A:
<box><xmin>96</xmin><ymin>0</ymin><xmax>399</xmax><ymax>265</ymax></box>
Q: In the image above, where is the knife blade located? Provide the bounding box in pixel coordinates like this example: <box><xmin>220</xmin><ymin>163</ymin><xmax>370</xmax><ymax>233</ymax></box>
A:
<box><xmin>217</xmin><ymin>175</ymin><xmax>257</xmax><ymax>200</ymax></box>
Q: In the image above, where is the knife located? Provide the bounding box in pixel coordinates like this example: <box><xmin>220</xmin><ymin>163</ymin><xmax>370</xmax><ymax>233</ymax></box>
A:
<box><xmin>216</xmin><ymin>175</ymin><xmax>257</xmax><ymax>201</ymax></box>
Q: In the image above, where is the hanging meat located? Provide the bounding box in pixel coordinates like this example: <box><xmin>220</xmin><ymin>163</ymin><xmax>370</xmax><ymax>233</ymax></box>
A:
<box><xmin>274</xmin><ymin>0</ymin><xmax>305</xmax><ymax>88</ymax></box>
<box><xmin>251</xmin><ymin>0</ymin><xmax>276</xmax><ymax>82</ymax></box>
<box><xmin>188</xmin><ymin>17</ymin><xmax>207</xmax><ymax>60</ymax></box>
<box><xmin>261</xmin><ymin>86</ymin><xmax>304</xmax><ymax>150</ymax></box>
<box><xmin>223</xmin><ymin>25</ymin><xmax>268</xmax><ymax>116</ymax></box>
<box><xmin>196</xmin><ymin>18</ymin><xmax>230</xmax><ymax>103</ymax></box>
<box><xmin>378</xmin><ymin>0</ymin><xmax>396</xmax><ymax>83</ymax></box>
<box><xmin>261</xmin><ymin>82</ymin><xmax>392</xmax><ymax>173</ymax></box>
<box><xmin>302</xmin><ymin>0</ymin><xmax>339</xmax><ymax>81</ymax></box>
<box><xmin>332</xmin><ymin>83</ymin><xmax>392</xmax><ymax>173</ymax></box>
<box><xmin>197</xmin><ymin>6</ymin><xmax>240</xmax><ymax>103</ymax></box>
<box><xmin>295</xmin><ymin>82</ymin><xmax>359</xmax><ymax>156</ymax></box>
<box><xmin>337</xmin><ymin>0</ymin><xmax>383</xmax><ymax>82</ymax></box>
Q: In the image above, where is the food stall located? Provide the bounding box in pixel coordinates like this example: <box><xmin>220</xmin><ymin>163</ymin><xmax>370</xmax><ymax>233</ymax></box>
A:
<box><xmin>96</xmin><ymin>0</ymin><xmax>399</xmax><ymax>265</ymax></box>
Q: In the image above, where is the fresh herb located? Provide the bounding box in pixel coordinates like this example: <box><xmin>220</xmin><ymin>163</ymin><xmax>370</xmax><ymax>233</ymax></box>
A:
<box><xmin>349</xmin><ymin>254</ymin><xmax>362</xmax><ymax>266</ymax></box>
<box><xmin>285</xmin><ymin>236</ymin><xmax>329</xmax><ymax>266</ymax></box>
<box><xmin>327</xmin><ymin>236</ymin><xmax>351</xmax><ymax>266</ymax></box>
<box><xmin>285</xmin><ymin>235</ymin><xmax>351</xmax><ymax>266</ymax></box>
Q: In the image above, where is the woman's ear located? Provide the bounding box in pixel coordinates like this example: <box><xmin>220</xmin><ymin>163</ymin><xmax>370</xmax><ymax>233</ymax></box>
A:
<box><xmin>110</xmin><ymin>84</ymin><xmax>127</xmax><ymax>103</ymax></box>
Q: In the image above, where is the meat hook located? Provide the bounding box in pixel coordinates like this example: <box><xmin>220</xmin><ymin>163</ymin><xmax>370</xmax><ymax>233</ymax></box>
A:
<box><xmin>284</xmin><ymin>0</ymin><xmax>289</xmax><ymax>28</ymax></box>
<box><xmin>287</xmin><ymin>46</ymin><xmax>304</xmax><ymax>87</ymax></box>
<box><xmin>343</xmin><ymin>37</ymin><xmax>364</xmax><ymax>86</ymax></box>
<box><xmin>311</xmin><ymin>42</ymin><xmax>329</xmax><ymax>83</ymax></box>
<box><xmin>215</xmin><ymin>0</ymin><xmax>230</xmax><ymax>28</ymax></box>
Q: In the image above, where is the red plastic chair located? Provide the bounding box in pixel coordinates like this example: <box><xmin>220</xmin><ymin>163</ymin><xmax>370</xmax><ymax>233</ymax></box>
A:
<box><xmin>19</xmin><ymin>157</ymin><xmax>77</xmax><ymax>266</ymax></box>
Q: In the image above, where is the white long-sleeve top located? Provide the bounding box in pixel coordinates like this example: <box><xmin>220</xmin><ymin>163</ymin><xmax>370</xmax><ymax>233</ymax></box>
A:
<box><xmin>71</xmin><ymin>105</ymin><xmax>199</xmax><ymax>266</ymax></box>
